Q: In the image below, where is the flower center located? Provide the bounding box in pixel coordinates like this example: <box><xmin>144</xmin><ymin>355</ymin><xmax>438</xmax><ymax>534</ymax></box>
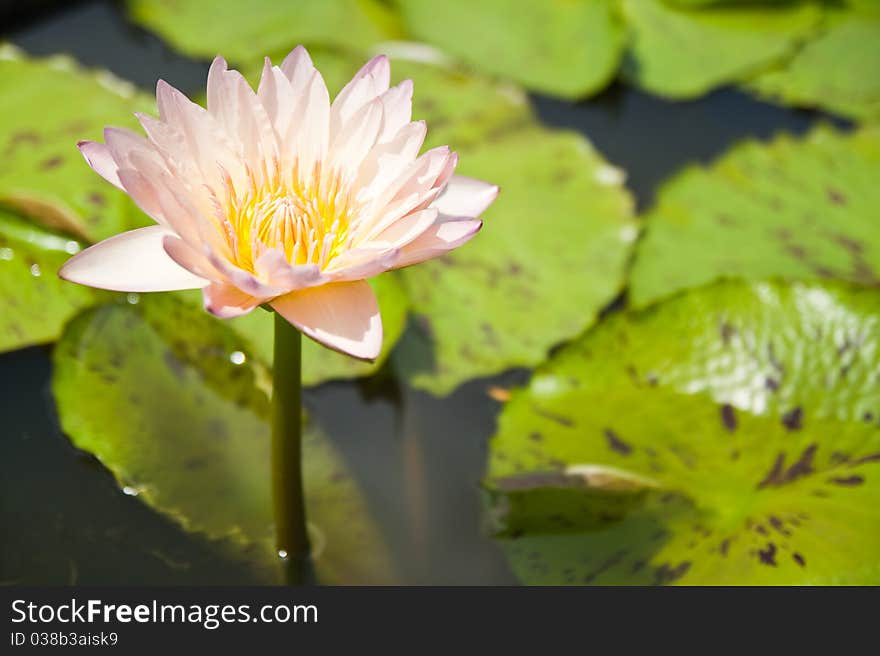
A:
<box><xmin>220</xmin><ymin>162</ymin><xmax>357</xmax><ymax>272</ymax></box>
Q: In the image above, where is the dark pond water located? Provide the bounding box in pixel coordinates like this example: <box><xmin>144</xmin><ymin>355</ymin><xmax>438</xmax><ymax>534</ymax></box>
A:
<box><xmin>0</xmin><ymin>0</ymin><xmax>850</xmax><ymax>585</ymax></box>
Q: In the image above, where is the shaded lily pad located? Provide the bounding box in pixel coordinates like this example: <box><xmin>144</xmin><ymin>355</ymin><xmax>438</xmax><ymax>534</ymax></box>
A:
<box><xmin>397</xmin><ymin>0</ymin><xmax>625</xmax><ymax>99</ymax></box>
<box><xmin>0</xmin><ymin>209</ymin><xmax>110</xmax><ymax>353</ymax></box>
<box><xmin>126</xmin><ymin>0</ymin><xmax>402</xmax><ymax>63</ymax></box>
<box><xmin>488</xmin><ymin>280</ymin><xmax>880</xmax><ymax>584</ymax></box>
<box><xmin>621</xmin><ymin>0</ymin><xmax>822</xmax><ymax>99</ymax></box>
<box><xmin>0</xmin><ymin>46</ymin><xmax>150</xmax><ymax>242</ymax></box>
<box><xmin>226</xmin><ymin>274</ymin><xmax>410</xmax><ymax>387</ymax></box>
<box><xmin>630</xmin><ymin>125</ymin><xmax>880</xmax><ymax>307</ymax></box>
<box><xmin>747</xmin><ymin>3</ymin><xmax>880</xmax><ymax>122</ymax></box>
<box><xmin>395</xmin><ymin>128</ymin><xmax>637</xmax><ymax>395</ymax></box>
<box><xmin>52</xmin><ymin>295</ymin><xmax>396</xmax><ymax>584</ymax></box>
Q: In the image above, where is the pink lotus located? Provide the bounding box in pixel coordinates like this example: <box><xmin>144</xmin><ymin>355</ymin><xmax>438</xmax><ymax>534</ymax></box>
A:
<box><xmin>61</xmin><ymin>46</ymin><xmax>497</xmax><ymax>360</ymax></box>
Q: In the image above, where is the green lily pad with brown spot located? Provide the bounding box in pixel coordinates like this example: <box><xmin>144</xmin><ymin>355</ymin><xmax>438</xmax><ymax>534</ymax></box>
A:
<box><xmin>126</xmin><ymin>0</ymin><xmax>402</xmax><ymax>63</ymax></box>
<box><xmin>0</xmin><ymin>46</ymin><xmax>151</xmax><ymax>242</ymax></box>
<box><xmin>397</xmin><ymin>0</ymin><xmax>625</xmax><ymax>99</ymax></box>
<box><xmin>630</xmin><ymin>125</ymin><xmax>880</xmax><ymax>308</ymax></box>
<box><xmin>0</xmin><ymin>209</ymin><xmax>113</xmax><ymax>353</ymax></box>
<box><xmin>746</xmin><ymin>3</ymin><xmax>880</xmax><ymax>122</ymax></box>
<box><xmin>488</xmin><ymin>280</ymin><xmax>880</xmax><ymax>585</ymax></box>
<box><xmin>394</xmin><ymin>127</ymin><xmax>637</xmax><ymax>395</ymax></box>
<box><xmin>620</xmin><ymin>0</ymin><xmax>822</xmax><ymax>100</ymax></box>
<box><xmin>224</xmin><ymin>273</ymin><xmax>409</xmax><ymax>387</ymax></box>
<box><xmin>52</xmin><ymin>295</ymin><xmax>396</xmax><ymax>584</ymax></box>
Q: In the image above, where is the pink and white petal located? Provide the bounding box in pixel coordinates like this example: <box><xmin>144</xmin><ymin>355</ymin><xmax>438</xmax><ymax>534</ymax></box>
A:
<box><xmin>377</xmin><ymin>79</ymin><xmax>413</xmax><ymax>144</ymax></box>
<box><xmin>59</xmin><ymin>225</ymin><xmax>209</xmax><ymax>292</ymax></box>
<box><xmin>324</xmin><ymin>246</ymin><xmax>400</xmax><ymax>282</ymax></box>
<box><xmin>162</xmin><ymin>234</ymin><xmax>225</xmax><ymax>281</ymax></box>
<box><xmin>206</xmin><ymin>56</ymin><xmax>233</xmax><ymax>118</ymax></box>
<box><xmin>367</xmin><ymin>208</ymin><xmax>438</xmax><ymax>249</ymax></box>
<box><xmin>253</xmin><ymin>248</ymin><xmax>326</xmax><ymax>291</ymax></box>
<box><xmin>280</xmin><ymin>45</ymin><xmax>317</xmax><ymax>95</ymax></box>
<box><xmin>155</xmin><ymin>79</ymin><xmax>241</xmax><ymax>183</ymax></box>
<box><xmin>77</xmin><ymin>141</ymin><xmax>123</xmax><ymax>189</ymax></box>
<box><xmin>330</xmin><ymin>55</ymin><xmax>390</xmax><ymax>138</ymax></box>
<box><xmin>257</xmin><ymin>58</ymin><xmax>296</xmax><ymax>140</ymax></box>
<box><xmin>285</xmin><ymin>71</ymin><xmax>330</xmax><ymax>172</ymax></box>
<box><xmin>354</xmin><ymin>120</ymin><xmax>426</xmax><ymax>200</ymax></box>
<box><xmin>329</xmin><ymin>97</ymin><xmax>383</xmax><ymax>173</ymax></box>
<box><xmin>205</xmin><ymin>250</ymin><xmax>288</xmax><ymax>299</ymax></box>
<box><xmin>103</xmin><ymin>126</ymin><xmax>163</xmax><ymax>170</ymax></box>
<box><xmin>431</xmin><ymin>175</ymin><xmax>499</xmax><ymax>218</ymax></box>
<box><xmin>203</xmin><ymin>281</ymin><xmax>263</xmax><ymax>319</ymax></box>
<box><xmin>271</xmin><ymin>281</ymin><xmax>382</xmax><ymax>361</ymax></box>
<box><xmin>359</xmin><ymin>145</ymin><xmax>452</xmax><ymax>226</ymax></box>
<box><xmin>392</xmin><ymin>218</ymin><xmax>483</xmax><ymax>269</ymax></box>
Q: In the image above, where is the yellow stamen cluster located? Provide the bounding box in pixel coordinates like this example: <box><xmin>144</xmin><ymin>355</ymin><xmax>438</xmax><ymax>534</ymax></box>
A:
<box><xmin>218</xmin><ymin>162</ymin><xmax>358</xmax><ymax>272</ymax></box>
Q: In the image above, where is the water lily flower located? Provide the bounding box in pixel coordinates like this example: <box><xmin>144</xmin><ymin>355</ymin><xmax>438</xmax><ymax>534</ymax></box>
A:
<box><xmin>60</xmin><ymin>46</ymin><xmax>497</xmax><ymax>360</ymax></box>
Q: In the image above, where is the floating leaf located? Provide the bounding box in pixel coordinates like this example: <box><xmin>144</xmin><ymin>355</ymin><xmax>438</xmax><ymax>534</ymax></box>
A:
<box><xmin>621</xmin><ymin>0</ymin><xmax>821</xmax><ymax>99</ymax></box>
<box><xmin>0</xmin><ymin>209</ymin><xmax>111</xmax><ymax>353</ymax></box>
<box><xmin>630</xmin><ymin>125</ymin><xmax>880</xmax><ymax>307</ymax></box>
<box><xmin>226</xmin><ymin>274</ymin><xmax>409</xmax><ymax>387</ymax></box>
<box><xmin>390</xmin><ymin>54</ymin><xmax>532</xmax><ymax>149</ymax></box>
<box><xmin>0</xmin><ymin>46</ymin><xmax>150</xmax><ymax>242</ymax></box>
<box><xmin>488</xmin><ymin>280</ymin><xmax>880</xmax><ymax>584</ymax></box>
<box><xmin>127</xmin><ymin>0</ymin><xmax>402</xmax><ymax>62</ymax></box>
<box><xmin>397</xmin><ymin>0</ymin><xmax>624</xmax><ymax>99</ymax></box>
<box><xmin>747</xmin><ymin>3</ymin><xmax>880</xmax><ymax>121</ymax></box>
<box><xmin>395</xmin><ymin>128</ymin><xmax>637</xmax><ymax>395</ymax></box>
<box><xmin>52</xmin><ymin>296</ymin><xmax>396</xmax><ymax>584</ymax></box>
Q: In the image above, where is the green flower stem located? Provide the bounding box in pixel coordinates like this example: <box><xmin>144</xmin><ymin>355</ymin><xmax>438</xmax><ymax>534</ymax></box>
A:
<box><xmin>271</xmin><ymin>312</ymin><xmax>311</xmax><ymax>584</ymax></box>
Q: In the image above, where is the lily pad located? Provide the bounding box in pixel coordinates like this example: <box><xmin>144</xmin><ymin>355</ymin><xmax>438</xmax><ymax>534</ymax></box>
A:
<box><xmin>126</xmin><ymin>0</ymin><xmax>402</xmax><ymax>63</ymax></box>
<box><xmin>488</xmin><ymin>280</ymin><xmax>880</xmax><ymax>585</ymax></box>
<box><xmin>630</xmin><ymin>125</ymin><xmax>880</xmax><ymax>307</ymax></box>
<box><xmin>394</xmin><ymin>127</ymin><xmax>637</xmax><ymax>395</ymax></box>
<box><xmin>621</xmin><ymin>0</ymin><xmax>822</xmax><ymax>99</ymax></box>
<box><xmin>226</xmin><ymin>274</ymin><xmax>410</xmax><ymax>387</ymax></box>
<box><xmin>747</xmin><ymin>3</ymin><xmax>880</xmax><ymax>122</ymax></box>
<box><xmin>0</xmin><ymin>46</ymin><xmax>150</xmax><ymax>242</ymax></box>
<box><xmin>52</xmin><ymin>295</ymin><xmax>396</xmax><ymax>584</ymax></box>
<box><xmin>0</xmin><ymin>209</ymin><xmax>110</xmax><ymax>353</ymax></box>
<box><xmin>397</xmin><ymin>0</ymin><xmax>625</xmax><ymax>99</ymax></box>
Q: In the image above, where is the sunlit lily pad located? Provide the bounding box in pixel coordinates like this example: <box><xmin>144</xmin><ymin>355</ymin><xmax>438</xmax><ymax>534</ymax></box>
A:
<box><xmin>0</xmin><ymin>46</ymin><xmax>150</xmax><ymax>242</ymax></box>
<box><xmin>127</xmin><ymin>0</ymin><xmax>402</xmax><ymax>62</ymax></box>
<box><xmin>747</xmin><ymin>3</ymin><xmax>880</xmax><ymax>122</ymax></box>
<box><xmin>52</xmin><ymin>296</ymin><xmax>396</xmax><ymax>584</ymax></box>
<box><xmin>0</xmin><ymin>209</ymin><xmax>110</xmax><ymax>353</ymax></box>
<box><xmin>488</xmin><ymin>280</ymin><xmax>880</xmax><ymax>585</ymax></box>
<box><xmin>621</xmin><ymin>0</ymin><xmax>821</xmax><ymax>99</ymax></box>
<box><xmin>226</xmin><ymin>274</ymin><xmax>409</xmax><ymax>387</ymax></box>
<box><xmin>395</xmin><ymin>128</ymin><xmax>637</xmax><ymax>395</ymax></box>
<box><xmin>397</xmin><ymin>0</ymin><xmax>624</xmax><ymax>99</ymax></box>
<box><xmin>630</xmin><ymin>125</ymin><xmax>880</xmax><ymax>307</ymax></box>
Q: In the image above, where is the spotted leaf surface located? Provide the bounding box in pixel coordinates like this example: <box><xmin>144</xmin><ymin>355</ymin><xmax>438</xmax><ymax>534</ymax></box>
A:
<box><xmin>488</xmin><ymin>281</ymin><xmax>880</xmax><ymax>585</ymax></box>
<box><xmin>630</xmin><ymin>125</ymin><xmax>880</xmax><ymax>307</ymax></box>
<box><xmin>53</xmin><ymin>296</ymin><xmax>396</xmax><ymax>584</ymax></box>
<box><xmin>0</xmin><ymin>47</ymin><xmax>150</xmax><ymax>242</ymax></box>
<box><xmin>747</xmin><ymin>3</ymin><xmax>880</xmax><ymax>121</ymax></box>
<box><xmin>394</xmin><ymin>128</ymin><xmax>637</xmax><ymax>395</ymax></box>
<box><xmin>621</xmin><ymin>0</ymin><xmax>821</xmax><ymax>99</ymax></box>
